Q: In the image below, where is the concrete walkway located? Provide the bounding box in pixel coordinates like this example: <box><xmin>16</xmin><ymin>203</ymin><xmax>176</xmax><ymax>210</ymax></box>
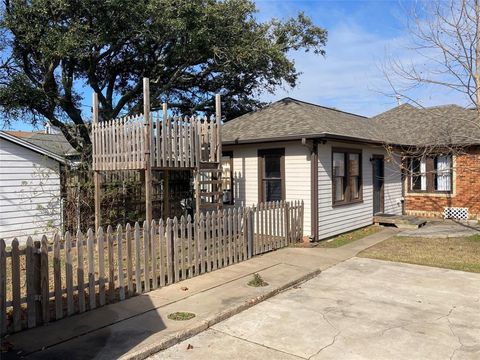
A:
<box><xmin>157</xmin><ymin>257</ymin><xmax>480</xmax><ymax>360</ymax></box>
<box><xmin>3</xmin><ymin>228</ymin><xmax>398</xmax><ymax>360</ymax></box>
<box><xmin>398</xmin><ymin>219</ymin><xmax>480</xmax><ymax>238</ymax></box>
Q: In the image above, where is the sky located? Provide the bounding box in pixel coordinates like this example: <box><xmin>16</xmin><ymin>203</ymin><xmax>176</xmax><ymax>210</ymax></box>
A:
<box><xmin>2</xmin><ymin>0</ymin><xmax>468</xmax><ymax>131</ymax></box>
<box><xmin>255</xmin><ymin>0</ymin><xmax>466</xmax><ymax>116</ymax></box>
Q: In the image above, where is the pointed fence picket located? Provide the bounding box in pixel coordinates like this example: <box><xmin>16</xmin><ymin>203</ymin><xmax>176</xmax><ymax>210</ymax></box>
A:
<box><xmin>92</xmin><ymin>112</ymin><xmax>220</xmax><ymax>171</ymax></box>
<box><xmin>0</xmin><ymin>200</ymin><xmax>303</xmax><ymax>335</ymax></box>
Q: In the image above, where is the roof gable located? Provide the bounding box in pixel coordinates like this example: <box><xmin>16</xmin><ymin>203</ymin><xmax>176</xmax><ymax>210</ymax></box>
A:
<box><xmin>0</xmin><ymin>131</ymin><xmax>67</xmax><ymax>163</ymax></box>
<box><xmin>2</xmin><ymin>131</ymin><xmax>78</xmax><ymax>157</ymax></box>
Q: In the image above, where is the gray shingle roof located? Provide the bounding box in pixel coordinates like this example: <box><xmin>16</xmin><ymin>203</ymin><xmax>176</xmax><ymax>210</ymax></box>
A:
<box><xmin>4</xmin><ymin>131</ymin><xmax>78</xmax><ymax>157</ymax></box>
<box><xmin>223</xmin><ymin>98</ymin><xmax>480</xmax><ymax>146</ymax></box>
<box><xmin>371</xmin><ymin>104</ymin><xmax>480</xmax><ymax>146</ymax></box>
<box><xmin>222</xmin><ymin>98</ymin><xmax>379</xmax><ymax>144</ymax></box>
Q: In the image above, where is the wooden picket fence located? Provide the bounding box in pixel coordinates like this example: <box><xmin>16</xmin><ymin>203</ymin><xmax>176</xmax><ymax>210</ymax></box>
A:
<box><xmin>252</xmin><ymin>200</ymin><xmax>304</xmax><ymax>255</ymax></box>
<box><xmin>0</xmin><ymin>200</ymin><xmax>303</xmax><ymax>335</ymax></box>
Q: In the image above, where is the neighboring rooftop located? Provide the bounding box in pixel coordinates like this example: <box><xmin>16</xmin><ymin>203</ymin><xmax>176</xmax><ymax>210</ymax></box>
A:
<box><xmin>222</xmin><ymin>98</ymin><xmax>380</xmax><ymax>144</ymax></box>
<box><xmin>371</xmin><ymin>104</ymin><xmax>480</xmax><ymax>146</ymax></box>
<box><xmin>3</xmin><ymin>130</ymin><xmax>78</xmax><ymax>157</ymax></box>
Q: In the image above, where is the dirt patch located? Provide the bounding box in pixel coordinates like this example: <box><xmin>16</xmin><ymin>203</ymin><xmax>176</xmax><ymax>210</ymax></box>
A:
<box><xmin>167</xmin><ymin>312</ymin><xmax>196</xmax><ymax>321</ymax></box>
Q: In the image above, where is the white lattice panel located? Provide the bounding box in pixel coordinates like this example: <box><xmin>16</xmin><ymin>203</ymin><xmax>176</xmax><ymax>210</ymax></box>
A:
<box><xmin>443</xmin><ymin>207</ymin><xmax>469</xmax><ymax>220</ymax></box>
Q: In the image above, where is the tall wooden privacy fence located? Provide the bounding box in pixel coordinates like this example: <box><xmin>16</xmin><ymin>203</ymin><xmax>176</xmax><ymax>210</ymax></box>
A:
<box><xmin>0</xmin><ymin>200</ymin><xmax>303</xmax><ymax>335</ymax></box>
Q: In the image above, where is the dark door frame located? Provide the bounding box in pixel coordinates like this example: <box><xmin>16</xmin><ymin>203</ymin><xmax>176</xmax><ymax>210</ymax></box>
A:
<box><xmin>372</xmin><ymin>154</ymin><xmax>385</xmax><ymax>215</ymax></box>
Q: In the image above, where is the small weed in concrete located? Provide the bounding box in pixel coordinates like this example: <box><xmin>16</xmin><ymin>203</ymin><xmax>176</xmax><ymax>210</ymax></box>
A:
<box><xmin>167</xmin><ymin>312</ymin><xmax>196</xmax><ymax>321</ymax></box>
<box><xmin>247</xmin><ymin>273</ymin><xmax>268</xmax><ymax>287</ymax></box>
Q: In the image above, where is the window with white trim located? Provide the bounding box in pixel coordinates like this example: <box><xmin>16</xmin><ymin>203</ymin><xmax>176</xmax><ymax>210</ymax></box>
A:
<box><xmin>410</xmin><ymin>157</ymin><xmax>426</xmax><ymax>191</ymax></box>
<box><xmin>408</xmin><ymin>155</ymin><xmax>452</xmax><ymax>193</ymax></box>
<box><xmin>435</xmin><ymin>155</ymin><xmax>452</xmax><ymax>191</ymax></box>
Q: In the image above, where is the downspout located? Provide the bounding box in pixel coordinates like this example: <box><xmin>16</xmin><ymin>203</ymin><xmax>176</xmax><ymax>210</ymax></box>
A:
<box><xmin>302</xmin><ymin>138</ymin><xmax>319</xmax><ymax>241</ymax></box>
<box><xmin>311</xmin><ymin>141</ymin><xmax>319</xmax><ymax>241</ymax></box>
<box><xmin>401</xmin><ymin>156</ymin><xmax>406</xmax><ymax>215</ymax></box>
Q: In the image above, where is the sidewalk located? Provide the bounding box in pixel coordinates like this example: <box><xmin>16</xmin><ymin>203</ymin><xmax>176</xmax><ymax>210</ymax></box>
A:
<box><xmin>4</xmin><ymin>228</ymin><xmax>398</xmax><ymax>360</ymax></box>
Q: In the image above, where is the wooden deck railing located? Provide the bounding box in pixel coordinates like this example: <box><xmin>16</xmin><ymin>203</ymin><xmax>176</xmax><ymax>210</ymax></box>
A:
<box><xmin>0</xmin><ymin>200</ymin><xmax>303</xmax><ymax>335</ymax></box>
<box><xmin>92</xmin><ymin>113</ymin><xmax>220</xmax><ymax>171</ymax></box>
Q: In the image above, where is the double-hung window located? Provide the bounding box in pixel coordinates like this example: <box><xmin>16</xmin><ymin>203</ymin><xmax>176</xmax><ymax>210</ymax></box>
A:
<box><xmin>332</xmin><ymin>149</ymin><xmax>362</xmax><ymax>205</ymax></box>
<box><xmin>410</xmin><ymin>157</ymin><xmax>427</xmax><ymax>191</ymax></box>
<box><xmin>258</xmin><ymin>149</ymin><xmax>285</xmax><ymax>202</ymax></box>
<box><xmin>408</xmin><ymin>155</ymin><xmax>452</xmax><ymax>193</ymax></box>
<box><xmin>435</xmin><ymin>155</ymin><xmax>452</xmax><ymax>192</ymax></box>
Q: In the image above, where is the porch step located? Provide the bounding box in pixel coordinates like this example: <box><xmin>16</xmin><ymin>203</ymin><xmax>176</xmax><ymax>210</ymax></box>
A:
<box><xmin>373</xmin><ymin>214</ymin><xmax>427</xmax><ymax>229</ymax></box>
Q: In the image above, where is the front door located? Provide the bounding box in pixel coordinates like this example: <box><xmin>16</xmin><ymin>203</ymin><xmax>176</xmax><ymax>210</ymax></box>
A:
<box><xmin>372</xmin><ymin>156</ymin><xmax>384</xmax><ymax>215</ymax></box>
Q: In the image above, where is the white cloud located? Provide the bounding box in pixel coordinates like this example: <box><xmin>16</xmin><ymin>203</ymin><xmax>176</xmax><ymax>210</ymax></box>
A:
<box><xmin>256</xmin><ymin>1</ymin><xmax>469</xmax><ymax>116</ymax></box>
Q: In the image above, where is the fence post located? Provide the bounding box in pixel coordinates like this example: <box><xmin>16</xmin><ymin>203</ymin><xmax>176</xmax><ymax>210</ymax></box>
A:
<box><xmin>301</xmin><ymin>200</ymin><xmax>305</xmax><ymax>241</ymax></box>
<box><xmin>40</xmin><ymin>236</ymin><xmax>50</xmax><ymax>324</ymax></box>
<box><xmin>246</xmin><ymin>208</ymin><xmax>254</xmax><ymax>258</ymax></box>
<box><xmin>26</xmin><ymin>237</ymin><xmax>36</xmax><ymax>328</ymax></box>
<box><xmin>11</xmin><ymin>239</ymin><xmax>21</xmax><ymax>332</ymax></box>
<box><xmin>33</xmin><ymin>240</ymin><xmax>42</xmax><ymax>326</ymax></box>
<box><xmin>285</xmin><ymin>202</ymin><xmax>290</xmax><ymax>244</ymax></box>
<box><xmin>0</xmin><ymin>239</ymin><xmax>6</xmax><ymax>335</ymax></box>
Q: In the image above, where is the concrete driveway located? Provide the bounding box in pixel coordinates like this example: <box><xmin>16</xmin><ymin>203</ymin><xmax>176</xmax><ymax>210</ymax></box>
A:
<box><xmin>154</xmin><ymin>257</ymin><xmax>480</xmax><ymax>360</ymax></box>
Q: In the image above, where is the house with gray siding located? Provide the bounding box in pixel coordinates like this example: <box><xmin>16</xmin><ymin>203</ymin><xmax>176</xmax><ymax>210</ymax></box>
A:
<box><xmin>0</xmin><ymin>129</ymin><xmax>75</xmax><ymax>242</ymax></box>
<box><xmin>222</xmin><ymin>98</ymin><xmax>403</xmax><ymax>241</ymax></box>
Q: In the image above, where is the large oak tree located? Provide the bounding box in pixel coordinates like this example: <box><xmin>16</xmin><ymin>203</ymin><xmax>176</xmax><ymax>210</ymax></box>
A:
<box><xmin>0</xmin><ymin>0</ymin><xmax>327</xmax><ymax>151</ymax></box>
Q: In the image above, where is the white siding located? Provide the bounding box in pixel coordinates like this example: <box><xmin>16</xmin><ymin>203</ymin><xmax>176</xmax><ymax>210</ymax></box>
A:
<box><xmin>284</xmin><ymin>144</ymin><xmax>311</xmax><ymax>237</ymax></box>
<box><xmin>317</xmin><ymin>142</ymin><xmax>402</xmax><ymax>240</ymax></box>
<box><xmin>384</xmin><ymin>153</ymin><xmax>403</xmax><ymax>214</ymax></box>
<box><xmin>0</xmin><ymin>138</ymin><xmax>62</xmax><ymax>242</ymax></box>
<box><xmin>228</xmin><ymin>142</ymin><xmax>311</xmax><ymax>237</ymax></box>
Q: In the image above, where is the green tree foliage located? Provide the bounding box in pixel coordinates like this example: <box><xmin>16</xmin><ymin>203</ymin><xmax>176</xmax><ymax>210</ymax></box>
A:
<box><xmin>0</xmin><ymin>0</ymin><xmax>327</xmax><ymax>152</ymax></box>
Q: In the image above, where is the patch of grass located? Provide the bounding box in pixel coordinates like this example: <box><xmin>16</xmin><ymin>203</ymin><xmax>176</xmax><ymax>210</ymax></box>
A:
<box><xmin>167</xmin><ymin>311</ymin><xmax>196</xmax><ymax>321</ymax></box>
<box><xmin>359</xmin><ymin>234</ymin><xmax>480</xmax><ymax>273</ymax></box>
<box><xmin>318</xmin><ymin>226</ymin><xmax>381</xmax><ymax>248</ymax></box>
<box><xmin>247</xmin><ymin>273</ymin><xmax>268</xmax><ymax>287</ymax></box>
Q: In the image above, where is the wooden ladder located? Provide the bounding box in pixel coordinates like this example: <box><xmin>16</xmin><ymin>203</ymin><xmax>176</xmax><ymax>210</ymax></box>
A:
<box><xmin>195</xmin><ymin>163</ymin><xmax>223</xmax><ymax>213</ymax></box>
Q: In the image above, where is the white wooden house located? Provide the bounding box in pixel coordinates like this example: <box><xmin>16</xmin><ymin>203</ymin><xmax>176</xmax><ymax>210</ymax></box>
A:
<box><xmin>0</xmin><ymin>130</ymin><xmax>74</xmax><ymax>243</ymax></box>
<box><xmin>222</xmin><ymin>98</ymin><xmax>403</xmax><ymax>240</ymax></box>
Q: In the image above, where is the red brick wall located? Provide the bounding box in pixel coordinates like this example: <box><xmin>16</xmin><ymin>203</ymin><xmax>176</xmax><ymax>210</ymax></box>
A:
<box><xmin>405</xmin><ymin>147</ymin><xmax>480</xmax><ymax>219</ymax></box>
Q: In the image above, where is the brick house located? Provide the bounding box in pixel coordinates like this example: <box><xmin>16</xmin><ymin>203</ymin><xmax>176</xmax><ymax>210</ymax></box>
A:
<box><xmin>372</xmin><ymin>104</ymin><xmax>480</xmax><ymax>220</ymax></box>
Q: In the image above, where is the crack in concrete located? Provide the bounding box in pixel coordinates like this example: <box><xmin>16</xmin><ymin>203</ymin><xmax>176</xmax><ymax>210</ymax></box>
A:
<box><xmin>308</xmin><ymin>330</ymin><xmax>341</xmax><ymax>359</ymax></box>
<box><xmin>380</xmin><ymin>322</ymin><xmax>411</xmax><ymax>336</ymax></box>
<box><xmin>211</xmin><ymin>328</ymin><xmax>308</xmax><ymax>359</ymax></box>
<box><xmin>447</xmin><ymin>317</ymin><xmax>465</xmax><ymax>360</ymax></box>
<box><xmin>307</xmin><ymin>311</ymin><xmax>341</xmax><ymax>359</ymax></box>
<box><xmin>435</xmin><ymin>305</ymin><xmax>457</xmax><ymax>321</ymax></box>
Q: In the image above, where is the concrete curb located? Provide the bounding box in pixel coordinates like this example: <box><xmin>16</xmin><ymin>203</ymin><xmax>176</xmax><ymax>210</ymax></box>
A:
<box><xmin>122</xmin><ymin>269</ymin><xmax>322</xmax><ymax>360</ymax></box>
